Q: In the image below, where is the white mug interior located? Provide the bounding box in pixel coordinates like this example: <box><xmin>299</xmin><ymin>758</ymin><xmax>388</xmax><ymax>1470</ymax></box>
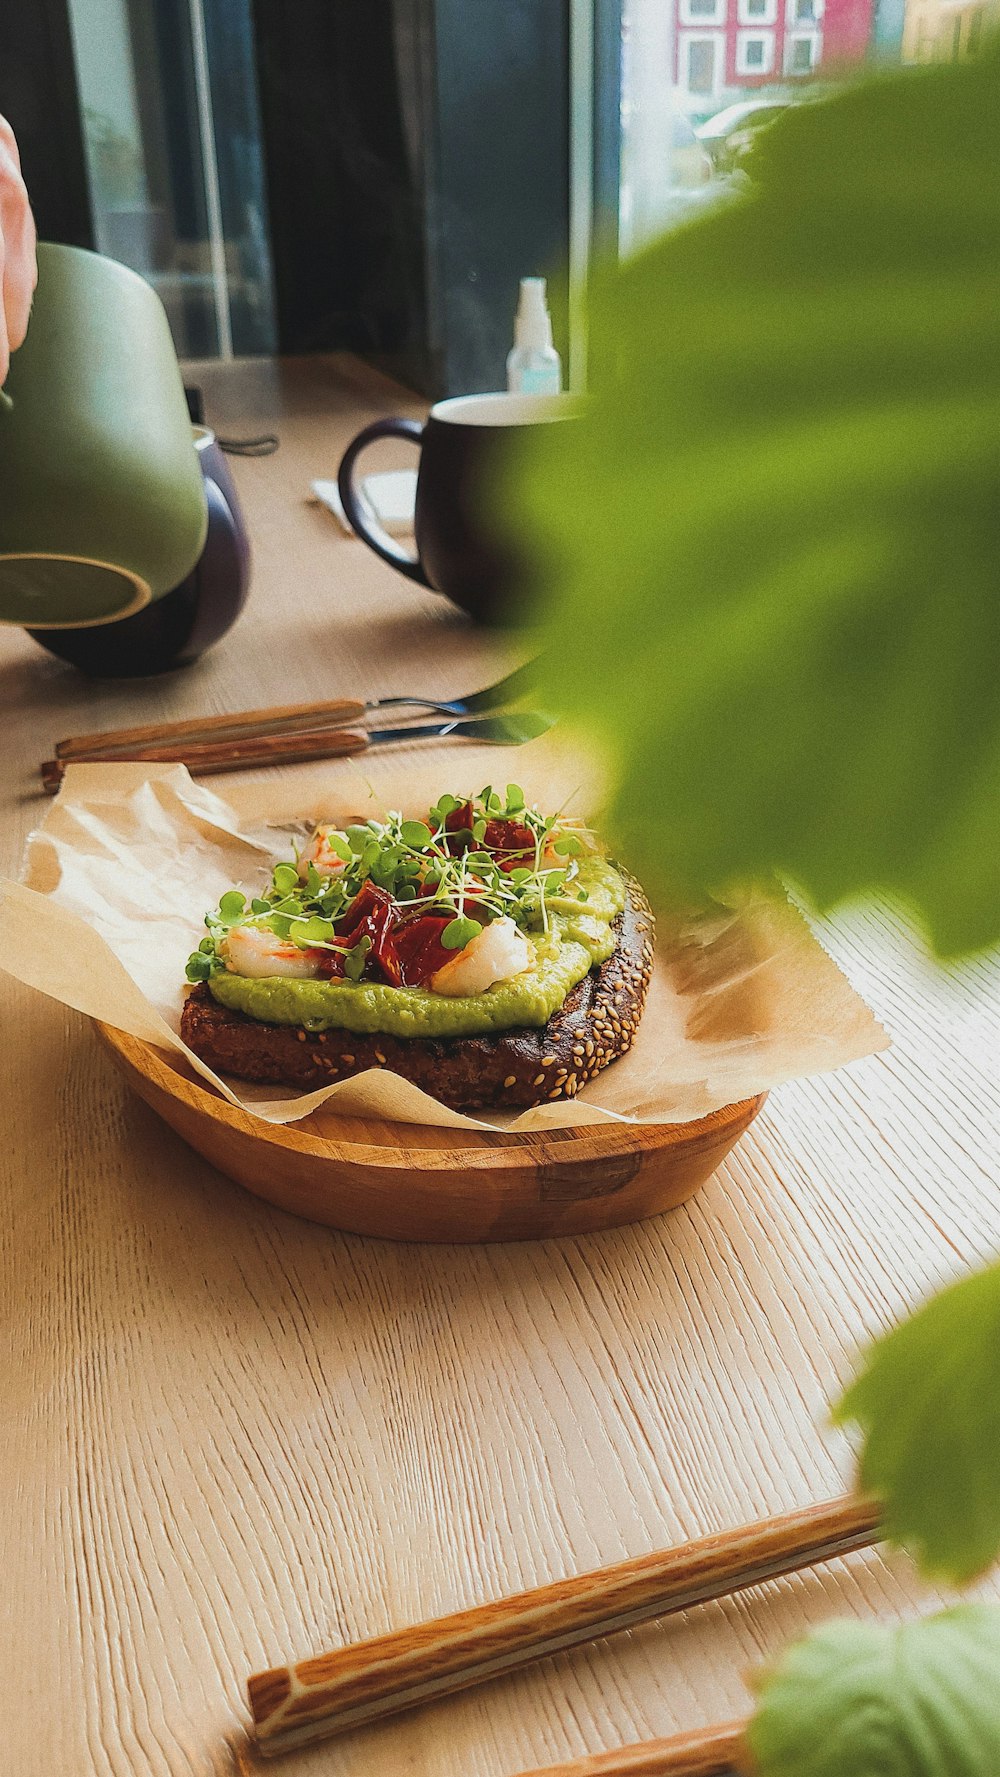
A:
<box><xmin>428</xmin><ymin>391</ymin><xmax>575</xmax><ymax>427</ymax></box>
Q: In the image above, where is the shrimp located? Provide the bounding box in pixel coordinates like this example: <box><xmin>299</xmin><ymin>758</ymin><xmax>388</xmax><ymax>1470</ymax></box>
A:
<box><xmin>298</xmin><ymin>827</ymin><xmax>350</xmax><ymax>881</ymax></box>
<box><xmin>222</xmin><ymin>923</ymin><xmax>324</xmax><ymax>979</ymax></box>
<box><xmin>429</xmin><ymin>917</ymin><xmax>533</xmax><ymax>997</ymax></box>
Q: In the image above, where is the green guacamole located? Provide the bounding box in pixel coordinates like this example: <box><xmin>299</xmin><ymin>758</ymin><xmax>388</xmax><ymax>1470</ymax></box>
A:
<box><xmin>208</xmin><ymin>857</ymin><xmax>626</xmax><ymax>1039</ymax></box>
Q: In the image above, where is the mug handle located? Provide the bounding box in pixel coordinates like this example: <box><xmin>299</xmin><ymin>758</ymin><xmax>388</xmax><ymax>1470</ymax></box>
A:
<box><xmin>336</xmin><ymin>416</ymin><xmax>430</xmax><ymax>585</ymax></box>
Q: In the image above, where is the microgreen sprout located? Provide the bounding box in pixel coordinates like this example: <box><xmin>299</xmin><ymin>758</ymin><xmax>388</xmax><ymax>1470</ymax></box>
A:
<box><xmin>343</xmin><ymin>935</ymin><xmax>371</xmax><ymax>981</ymax></box>
<box><xmin>442</xmin><ymin>916</ymin><xmax>481</xmax><ymax>950</ymax></box>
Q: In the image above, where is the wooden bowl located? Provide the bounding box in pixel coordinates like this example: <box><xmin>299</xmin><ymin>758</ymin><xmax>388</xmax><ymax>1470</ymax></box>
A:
<box><xmin>97</xmin><ymin>1024</ymin><xmax>766</xmax><ymax>1243</ymax></box>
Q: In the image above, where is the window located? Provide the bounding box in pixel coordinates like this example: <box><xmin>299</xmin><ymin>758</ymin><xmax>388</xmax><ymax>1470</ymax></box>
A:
<box><xmin>785</xmin><ymin>30</ymin><xmax>821</xmax><ymax>71</ymax></box>
<box><xmin>681</xmin><ymin>34</ymin><xmax>724</xmax><ymax>95</ymax></box>
<box><xmin>65</xmin><ymin>0</ymin><xmax>275</xmax><ymax>358</ymax></box>
<box><xmin>619</xmin><ymin>0</ymin><xmax>915</xmax><ymax>268</ymax></box>
<box><xmin>789</xmin><ymin>0</ymin><xmax>824</xmax><ymax>23</ymax></box>
<box><xmin>739</xmin><ymin>0</ymin><xmax>779</xmax><ymax>24</ymax></box>
<box><xmin>680</xmin><ymin>0</ymin><xmax>726</xmax><ymax>25</ymax></box>
<box><xmin>736</xmin><ymin>30</ymin><xmax>775</xmax><ymax>71</ymax></box>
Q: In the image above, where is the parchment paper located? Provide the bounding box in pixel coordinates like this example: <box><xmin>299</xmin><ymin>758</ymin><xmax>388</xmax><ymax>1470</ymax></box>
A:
<box><xmin>0</xmin><ymin>748</ymin><xmax>888</xmax><ymax>1130</ymax></box>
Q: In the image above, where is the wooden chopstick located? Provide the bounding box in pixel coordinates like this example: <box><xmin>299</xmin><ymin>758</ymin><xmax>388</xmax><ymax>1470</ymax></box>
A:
<box><xmin>54</xmin><ymin>697</ymin><xmax>368</xmax><ymax>762</ymax></box>
<box><xmin>513</xmin><ymin>1720</ymin><xmax>748</xmax><ymax>1777</ymax></box>
<box><xmin>247</xmin><ymin>1494</ymin><xmax>880</xmax><ymax>1756</ymax></box>
<box><xmin>42</xmin><ymin>724</ymin><xmax>369</xmax><ymax>794</ymax></box>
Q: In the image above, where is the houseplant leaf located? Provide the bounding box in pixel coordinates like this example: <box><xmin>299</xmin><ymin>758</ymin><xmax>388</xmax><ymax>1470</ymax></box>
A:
<box><xmin>835</xmin><ymin>1261</ymin><xmax>1000</xmax><ymax>1584</ymax></box>
<box><xmin>744</xmin><ymin>1608</ymin><xmax>1000</xmax><ymax>1777</ymax></box>
<box><xmin>513</xmin><ymin>51</ymin><xmax>1000</xmax><ymax>955</ymax></box>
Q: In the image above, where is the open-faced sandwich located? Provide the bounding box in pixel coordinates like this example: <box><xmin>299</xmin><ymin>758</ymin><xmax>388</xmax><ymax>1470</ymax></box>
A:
<box><xmin>181</xmin><ymin>786</ymin><xmax>653</xmax><ymax>1111</ymax></box>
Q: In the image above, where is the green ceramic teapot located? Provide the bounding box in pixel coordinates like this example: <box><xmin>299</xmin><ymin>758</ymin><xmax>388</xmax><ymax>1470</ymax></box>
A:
<box><xmin>0</xmin><ymin>242</ymin><xmax>207</xmax><ymax>628</ymax></box>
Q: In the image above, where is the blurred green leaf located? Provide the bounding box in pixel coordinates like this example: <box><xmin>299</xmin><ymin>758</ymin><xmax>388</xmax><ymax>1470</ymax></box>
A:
<box><xmin>745</xmin><ymin>1608</ymin><xmax>1000</xmax><ymax>1777</ymax></box>
<box><xmin>835</xmin><ymin>1261</ymin><xmax>1000</xmax><ymax>1584</ymax></box>
<box><xmin>514</xmin><ymin>53</ymin><xmax>1000</xmax><ymax>956</ymax></box>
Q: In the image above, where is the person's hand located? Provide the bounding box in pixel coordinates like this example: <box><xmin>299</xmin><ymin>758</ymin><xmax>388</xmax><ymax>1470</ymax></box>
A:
<box><xmin>0</xmin><ymin>114</ymin><xmax>37</xmax><ymax>385</ymax></box>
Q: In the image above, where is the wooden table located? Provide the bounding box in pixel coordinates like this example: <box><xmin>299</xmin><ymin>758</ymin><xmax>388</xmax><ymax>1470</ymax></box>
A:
<box><xmin>2</xmin><ymin>356</ymin><xmax>997</xmax><ymax>1777</ymax></box>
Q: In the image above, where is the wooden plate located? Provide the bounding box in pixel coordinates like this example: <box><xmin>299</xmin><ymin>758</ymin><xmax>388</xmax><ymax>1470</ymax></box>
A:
<box><xmin>98</xmin><ymin>1023</ymin><xmax>766</xmax><ymax>1242</ymax></box>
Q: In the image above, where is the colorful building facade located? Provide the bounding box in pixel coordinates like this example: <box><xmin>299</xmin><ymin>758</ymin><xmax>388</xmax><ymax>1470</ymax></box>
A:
<box><xmin>673</xmin><ymin>0</ymin><xmax>875</xmax><ymax>114</ymax></box>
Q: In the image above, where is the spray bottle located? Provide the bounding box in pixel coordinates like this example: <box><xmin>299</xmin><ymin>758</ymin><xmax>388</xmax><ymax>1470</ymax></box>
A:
<box><xmin>506</xmin><ymin>277</ymin><xmax>562</xmax><ymax>395</ymax></box>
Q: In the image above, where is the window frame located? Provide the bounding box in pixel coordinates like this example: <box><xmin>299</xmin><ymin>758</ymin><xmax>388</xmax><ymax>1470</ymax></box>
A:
<box><xmin>736</xmin><ymin>27</ymin><xmax>776</xmax><ymax>70</ymax></box>
<box><xmin>788</xmin><ymin>0</ymin><xmax>825</xmax><ymax>24</ymax></box>
<box><xmin>738</xmin><ymin>0</ymin><xmax>779</xmax><ymax>24</ymax></box>
<box><xmin>678</xmin><ymin>30</ymin><xmax>725</xmax><ymax>98</ymax></box>
<box><xmin>784</xmin><ymin>26</ymin><xmax>822</xmax><ymax>69</ymax></box>
<box><xmin>679</xmin><ymin>0</ymin><xmax>727</xmax><ymax>24</ymax></box>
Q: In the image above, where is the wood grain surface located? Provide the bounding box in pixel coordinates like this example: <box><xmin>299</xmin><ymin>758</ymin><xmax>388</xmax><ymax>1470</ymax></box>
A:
<box><xmin>2</xmin><ymin>356</ymin><xmax>999</xmax><ymax>1777</ymax></box>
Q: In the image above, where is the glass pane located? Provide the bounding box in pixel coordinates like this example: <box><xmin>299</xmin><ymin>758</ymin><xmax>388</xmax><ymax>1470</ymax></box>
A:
<box><xmin>66</xmin><ymin>0</ymin><xmax>276</xmax><ymax>358</ymax></box>
<box><xmin>620</xmin><ymin>0</ymin><xmax>916</xmax><ymax>253</ymax></box>
<box><xmin>689</xmin><ymin>41</ymin><xmax>717</xmax><ymax>87</ymax></box>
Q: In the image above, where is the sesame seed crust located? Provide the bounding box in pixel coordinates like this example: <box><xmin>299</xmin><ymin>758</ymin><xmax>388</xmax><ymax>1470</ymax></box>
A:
<box><xmin>180</xmin><ymin>874</ymin><xmax>654</xmax><ymax>1113</ymax></box>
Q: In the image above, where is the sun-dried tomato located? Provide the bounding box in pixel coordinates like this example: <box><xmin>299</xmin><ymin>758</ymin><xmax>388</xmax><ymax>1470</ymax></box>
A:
<box><xmin>444</xmin><ymin>805</ymin><xmax>535</xmax><ymax>869</ymax></box>
<box><xmin>315</xmin><ymin>948</ymin><xmax>346</xmax><ymax>980</ymax></box>
<box><xmin>336</xmin><ymin>881</ymin><xmax>398</xmax><ymax>981</ymax></box>
<box><xmin>387</xmin><ymin>912</ymin><xmax>454</xmax><ymax>987</ymax></box>
<box><xmin>482</xmin><ymin>818</ymin><xmax>536</xmax><ymax>870</ymax></box>
<box><xmin>443</xmin><ymin>801</ymin><xmax>476</xmax><ymax>852</ymax></box>
<box><xmin>337</xmin><ymin>879</ymin><xmax>392</xmax><ymax>937</ymax></box>
<box><xmin>334</xmin><ymin>884</ymin><xmax>462</xmax><ymax>986</ymax></box>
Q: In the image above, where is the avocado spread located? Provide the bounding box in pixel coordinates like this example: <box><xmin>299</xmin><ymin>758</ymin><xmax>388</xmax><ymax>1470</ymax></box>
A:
<box><xmin>208</xmin><ymin>856</ymin><xmax>626</xmax><ymax>1039</ymax></box>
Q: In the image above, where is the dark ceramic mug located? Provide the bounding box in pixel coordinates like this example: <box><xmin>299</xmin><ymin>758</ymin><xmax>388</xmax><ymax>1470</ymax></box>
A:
<box><xmin>337</xmin><ymin>392</ymin><xmax>572</xmax><ymax>625</ymax></box>
<box><xmin>29</xmin><ymin>429</ymin><xmax>252</xmax><ymax>677</ymax></box>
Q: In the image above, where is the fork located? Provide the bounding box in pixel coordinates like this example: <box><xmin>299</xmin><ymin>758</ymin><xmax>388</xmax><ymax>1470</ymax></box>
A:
<box><xmin>372</xmin><ymin>658</ymin><xmax>540</xmax><ymax>718</ymax></box>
